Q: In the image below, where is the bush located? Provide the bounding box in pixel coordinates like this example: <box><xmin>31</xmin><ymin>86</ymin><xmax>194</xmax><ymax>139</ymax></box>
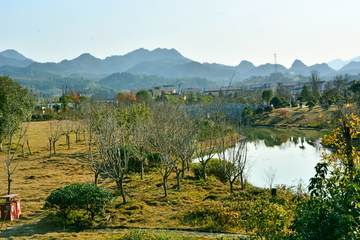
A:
<box><xmin>191</xmin><ymin>158</ymin><xmax>228</xmax><ymax>183</ymax></box>
<box><xmin>264</xmin><ymin>106</ymin><xmax>274</xmax><ymax>112</ymax></box>
<box><xmin>306</xmin><ymin>101</ymin><xmax>315</xmax><ymax>107</ymax></box>
<box><xmin>44</xmin><ymin>183</ymin><xmax>114</xmax><ymax>220</ymax></box>
<box><xmin>245</xmin><ymin>198</ymin><xmax>290</xmax><ymax>239</ymax></box>
<box><xmin>279</xmin><ymin>109</ymin><xmax>288</xmax><ymax>116</ymax></box>
<box><xmin>255</xmin><ymin>107</ymin><xmax>264</xmax><ymax>114</ymax></box>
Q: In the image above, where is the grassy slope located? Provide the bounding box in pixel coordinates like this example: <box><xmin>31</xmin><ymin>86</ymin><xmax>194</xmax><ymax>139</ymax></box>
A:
<box><xmin>0</xmin><ymin>121</ymin><xmax>242</xmax><ymax>239</ymax></box>
<box><xmin>250</xmin><ymin>105</ymin><xmax>338</xmax><ymax>128</ymax></box>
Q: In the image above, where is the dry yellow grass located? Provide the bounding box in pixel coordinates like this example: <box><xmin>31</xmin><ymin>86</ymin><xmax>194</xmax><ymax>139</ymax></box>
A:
<box><xmin>0</xmin><ymin>121</ymin><xmax>239</xmax><ymax>239</ymax></box>
<box><xmin>251</xmin><ymin>105</ymin><xmax>337</xmax><ymax>128</ymax></box>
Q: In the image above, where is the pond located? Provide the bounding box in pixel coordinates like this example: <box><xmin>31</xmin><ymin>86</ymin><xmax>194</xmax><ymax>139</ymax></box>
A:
<box><xmin>241</xmin><ymin>127</ymin><xmax>327</xmax><ymax>188</ymax></box>
<box><xmin>202</xmin><ymin>127</ymin><xmax>328</xmax><ymax>188</ymax></box>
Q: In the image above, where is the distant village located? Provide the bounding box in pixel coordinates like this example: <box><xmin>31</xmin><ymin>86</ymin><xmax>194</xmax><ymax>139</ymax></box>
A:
<box><xmin>132</xmin><ymin>78</ymin><xmax>358</xmax><ymax>100</ymax></box>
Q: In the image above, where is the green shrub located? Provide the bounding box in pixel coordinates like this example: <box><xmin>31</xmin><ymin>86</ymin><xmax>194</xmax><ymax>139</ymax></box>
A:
<box><xmin>306</xmin><ymin>101</ymin><xmax>315</xmax><ymax>107</ymax></box>
<box><xmin>191</xmin><ymin>158</ymin><xmax>228</xmax><ymax>183</ymax></box>
<box><xmin>255</xmin><ymin>107</ymin><xmax>264</xmax><ymax>114</ymax></box>
<box><xmin>264</xmin><ymin>106</ymin><xmax>274</xmax><ymax>112</ymax></box>
<box><xmin>245</xmin><ymin>198</ymin><xmax>290</xmax><ymax>239</ymax></box>
<box><xmin>44</xmin><ymin>183</ymin><xmax>114</xmax><ymax>220</ymax></box>
<box><xmin>186</xmin><ymin>186</ymin><xmax>293</xmax><ymax>234</ymax></box>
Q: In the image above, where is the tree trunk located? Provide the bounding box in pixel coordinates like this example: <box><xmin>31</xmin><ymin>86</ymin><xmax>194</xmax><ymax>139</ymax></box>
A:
<box><xmin>49</xmin><ymin>139</ymin><xmax>52</xmax><ymax>157</ymax></box>
<box><xmin>66</xmin><ymin>135</ymin><xmax>70</xmax><ymax>149</ymax></box>
<box><xmin>53</xmin><ymin>141</ymin><xmax>56</xmax><ymax>155</ymax></box>
<box><xmin>27</xmin><ymin>138</ymin><xmax>31</xmax><ymax>154</ymax></box>
<box><xmin>141</xmin><ymin>160</ymin><xmax>144</xmax><ymax>180</ymax></box>
<box><xmin>344</xmin><ymin>125</ymin><xmax>353</xmax><ymax>177</ymax></box>
<box><xmin>240</xmin><ymin>174</ymin><xmax>245</xmax><ymax>190</ymax></box>
<box><xmin>117</xmin><ymin>180</ymin><xmax>127</xmax><ymax>204</ymax></box>
<box><xmin>202</xmin><ymin>162</ymin><xmax>207</xmax><ymax>182</ymax></box>
<box><xmin>0</xmin><ymin>140</ymin><xmax>3</xmax><ymax>152</ymax></box>
<box><xmin>94</xmin><ymin>171</ymin><xmax>100</xmax><ymax>186</ymax></box>
<box><xmin>176</xmin><ymin>172</ymin><xmax>181</xmax><ymax>190</ymax></box>
<box><xmin>181</xmin><ymin>160</ymin><xmax>185</xmax><ymax>179</ymax></box>
<box><xmin>230</xmin><ymin>180</ymin><xmax>234</xmax><ymax>194</ymax></box>
<box><xmin>21</xmin><ymin>143</ymin><xmax>25</xmax><ymax>157</ymax></box>
<box><xmin>163</xmin><ymin>176</ymin><xmax>168</xmax><ymax>197</ymax></box>
<box><xmin>8</xmin><ymin>176</ymin><xmax>12</xmax><ymax>194</ymax></box>
<box><xmin>76</xmin><ymin>132</ymin><xmax>79</xmax><ymax>143</ymax></box>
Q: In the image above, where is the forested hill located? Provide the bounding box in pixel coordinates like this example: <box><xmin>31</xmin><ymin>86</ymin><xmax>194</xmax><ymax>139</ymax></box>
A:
<box><xmin>97</xmin><ymin>72</ymin><xmax>219</xmax><ymax>90</ymax></box>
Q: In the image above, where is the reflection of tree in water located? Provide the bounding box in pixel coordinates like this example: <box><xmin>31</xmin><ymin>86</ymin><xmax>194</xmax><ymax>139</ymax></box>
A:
<box><xmin>241</xmin><ymin>127</ymin><xmax>323</xmax><ymax>148</ymax></box>
<box><xmin>291</xmin><ymin>137</ymin><xmax>299</xmax><ymax>146</ymax></box>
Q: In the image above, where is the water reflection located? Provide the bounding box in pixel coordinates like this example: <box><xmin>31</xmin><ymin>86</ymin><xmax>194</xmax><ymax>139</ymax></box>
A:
<box><xmin>239</xmin><ymin>127</ymin><xmax>325</xmax><ymax>187</ymax></box>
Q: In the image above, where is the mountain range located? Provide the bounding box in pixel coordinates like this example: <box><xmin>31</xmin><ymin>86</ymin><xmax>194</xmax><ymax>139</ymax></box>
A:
<box><xmin>1</xmin><ymin>48</ymin><xmax>360</xmax><ymax>84</ymax></box>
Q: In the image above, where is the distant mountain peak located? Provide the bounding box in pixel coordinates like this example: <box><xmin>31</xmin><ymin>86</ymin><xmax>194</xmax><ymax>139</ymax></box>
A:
<box><xmin>73</xmin><ymin>53</ymin><xmax>100</xmax><ymax>61</ymax></box>
<box><xmin>291</xmin><ymin>59</ymin><xmax>307</xmax><ymax>68</ymax></box>
<box><xmin>0</xmin><ymin>49</ymin><xmax>33</xmax><ymax>61</ymax></box>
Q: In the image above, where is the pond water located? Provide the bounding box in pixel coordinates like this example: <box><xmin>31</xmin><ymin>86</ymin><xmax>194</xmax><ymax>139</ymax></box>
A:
<box><xmin>241</xmin><ymin>127</ymin><xmax>326</xmax><ymax>188</ymax></box>
<box><xmin>199</xmin><ymin>127</ymin><xmax>328</xmax><ymax>188</ymax></box>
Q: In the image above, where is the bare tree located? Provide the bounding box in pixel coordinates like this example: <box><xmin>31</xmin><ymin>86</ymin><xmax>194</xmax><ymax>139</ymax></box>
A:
<box><xmin>4</xmin><ymin>122</ymin><xmax>30</xmax><ymax>194</ymax></box>
<box><xmin>62</xmin><ymin>115</ymin><xmax>73</xmax><ymax>149</ymax></box>
<box><xmin>93</xmin><ymin>105</ymin><xmax>130</xmax><ymax>203</ymax></box>
<box><xmin>73</xmin><ymin>120</ymin><xmax>83</xmax><ymax>143</ymax></box>
<box><xmin>147</xmin><ymin>102</ymin><xmax>181</xmax><ymax>197</ymax></box>
<box><xmin>263</xmin><ymin>167</ymin><xmax>278</xmax><ymax>189</ymax></box>
<box><xmin>310</xmin><ymin>70</ymin><xmax>321</xmax><ymax>100</ymax></box>
<box><xmin>218</xmin><ymin>137</ymin><xmax>249</xmax><ymax>193</ymax></box>
<box><xmin>47</xmin><ymin>121</ymin><xmax>62</xmax><ymax>156</ymax></box>
<box><xmin>172</xmin><ymin>109</ymin><xmax>198</xmax><ymax>190</ymax></box>
<box><xmin>83</xmin><ymin>103</ymin><xmax>103</xmax><ymax>186</ymax></box>
<box><xmin>195</xmin><ymin>119</ymin><xmax>222</xmax><ymax>182</ymax></box>
<box><xmin>129</xmin><ymin>104</ymin><xmax>151</xmax><ymax>180</ymax></box>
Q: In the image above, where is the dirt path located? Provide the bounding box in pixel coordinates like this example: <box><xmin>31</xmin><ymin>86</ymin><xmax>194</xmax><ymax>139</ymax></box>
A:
<box><xmin>1</xmin><ymin>218</ymin><xmax>249</xmax><ymax>239</ymax></box>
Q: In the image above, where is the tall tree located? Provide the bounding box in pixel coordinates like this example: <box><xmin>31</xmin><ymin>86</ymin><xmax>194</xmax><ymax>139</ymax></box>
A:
<box><xmin>300</xmin><ymin>85</ymin><xmax>311</xmax><ymax>102</ymax></box>
<box><xmin>262</xmin><ymin>90</ymin><xmax>274</xmax><ymax>104</ymax></box>
<box><xmin>310</xmin><ymin>71</ymin><xmax>321</xmax><ymax>100</ymax></box>
<box><xmin>0</xmin><ymin>76</ymin><xmax>35</xmax><ymax>151</ymax></box>
<box><xmin>93</xmin><ymin>105</ymin><xmax>130</xmax><ymax>203</ymax></box>
<box><xmin>0</xmin><ymin>76</ymin><xmax>36</xmax><ymax>194</ymax></box>
<box><xmin>147</xmin><ymin>102</ymin><xmax>182</xmax><ymax>197</ymax></box>
<box><xmin>136</xmin><ymin>89</ymin><xmax>152</xmax><ymax>102</ymax></box>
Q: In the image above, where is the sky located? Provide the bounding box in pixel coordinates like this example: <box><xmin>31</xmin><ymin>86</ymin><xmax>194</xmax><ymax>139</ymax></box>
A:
<box><xmin>1</xmin><ymin>0</ymin><xmax>360</xmax><ymax>68</ymax></box>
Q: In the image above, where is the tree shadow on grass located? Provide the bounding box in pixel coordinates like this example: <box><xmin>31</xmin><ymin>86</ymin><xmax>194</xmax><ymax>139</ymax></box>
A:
<box><xmin>0</xmin><ymin>213</ymin><xmax>93</xmax><ymax>238</ymax></box>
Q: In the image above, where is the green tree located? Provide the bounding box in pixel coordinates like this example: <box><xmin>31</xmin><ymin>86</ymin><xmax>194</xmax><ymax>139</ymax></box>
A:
<box><xmin>0</xmin><ymin>76</ymin><xmax>35</xmax><ymax>147</ymax></box>
<box><xmin>186</xmin><ymin>91</ymin><xmax>197</xmax><ymax>105</ymax></box>
<box><xmin>310</xmin><ymin>71</ymin><xmax>321</xmax><ymax>100</ymax></box>
<box><xmin>262</xmin><ymin>90</ymin><xmax>274</xmax><ymax>104</ymax></box>
<box><xmin>270</xmin><ymin>96</ymin><xmax>282</xmax><ymax>107</ymax></box>
<box><xmin>0</xmin><ymin>76</ymin><xmax>36</xmax><ymax>194</ymax></box>
<box><xmin>291</xmin><ymin>108</ymin><xmax>360</xmax><ymax>239</ymax></box>
<box><xmin>300</xmin><ymin>85</ymin><xmax>311</xmax><ymax>102</ymax></box>
<box><xmin>136</xmin><ymin>89</ymin><xmax>152</xmax><ymax>102</ymax></box>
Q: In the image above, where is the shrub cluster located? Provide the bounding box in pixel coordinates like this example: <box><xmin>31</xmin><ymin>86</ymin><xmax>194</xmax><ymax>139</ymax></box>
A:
<box><xmin>264</xmin><ymin>106</ymin><xmax>274</xmax><ymax>112</ymax></box>
<box><xmin>191</xmin><ymin>158</ymin><xmax>228</xmax><ymax>183</ymax></box>
<box><xmin>44</xmin><ymin>183</ymin><xmax>114</xmax><ymax>220</ymax></box>
<box><xmin>186</xmin><ymin>187</ymin><xmax>292</xmax><ymax>236</ymax></box>
<box><xmin>255</xmin><ymin>107</ymin><xmax>264</xmax><ymax>114</ymax></box>
<box><xmin>279</xmin><ymin>109</ymin><xmax>288</xmax><ymax>116</ymax></box>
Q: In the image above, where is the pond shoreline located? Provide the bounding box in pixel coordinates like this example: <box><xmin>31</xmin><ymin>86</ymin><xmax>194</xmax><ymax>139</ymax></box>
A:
<box><xmin>248</xmin><ymin>124</ymin><xmax>328</xmax><ymax>131</ymax></box>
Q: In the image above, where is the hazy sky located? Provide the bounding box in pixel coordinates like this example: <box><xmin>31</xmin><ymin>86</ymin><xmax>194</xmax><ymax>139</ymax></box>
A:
<box><xmin>2</xmin><ymin>0</ymin><xmax>360</xmax><ymax>68</ymax></box>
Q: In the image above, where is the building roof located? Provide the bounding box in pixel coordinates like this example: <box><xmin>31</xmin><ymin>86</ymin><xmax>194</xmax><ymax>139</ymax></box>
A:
<box><xmin>220</xmin><ymin>86</ymin><xmax>241</xmax><ymax>91</ymax></box>
<box><xmin>181</xmin><ymin>88</ymin><xmax>201</xmax><ymax>92</ymax></box>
